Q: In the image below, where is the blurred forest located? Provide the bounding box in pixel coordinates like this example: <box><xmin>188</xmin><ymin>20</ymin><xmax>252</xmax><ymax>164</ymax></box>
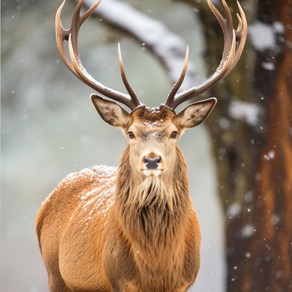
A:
<box><xmin>1</xmin><ymin>0</ymin><xmax>291</xmax><ymax>292</ymax></box>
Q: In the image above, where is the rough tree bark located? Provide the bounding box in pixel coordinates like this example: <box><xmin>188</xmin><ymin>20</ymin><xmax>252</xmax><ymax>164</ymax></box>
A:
<box><xmin>193</xmin><ymin>0</ymin><xmax>292</xmax><ymax>291</ymax></box>
<box><xmin>242</xmin><ymin>1</ymin><xmax>292</xmax><ymax>290</ymax></box>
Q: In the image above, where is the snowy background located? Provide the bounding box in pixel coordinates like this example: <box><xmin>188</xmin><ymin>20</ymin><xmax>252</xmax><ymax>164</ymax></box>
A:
<box><xmin>1</xmin><ymin>0</ymin><xmax>225</xmax><ymax>291</ymax></box>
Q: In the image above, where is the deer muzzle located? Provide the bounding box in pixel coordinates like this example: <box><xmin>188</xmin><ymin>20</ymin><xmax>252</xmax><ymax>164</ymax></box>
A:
<box><xmin>141</xmin><ymin>152</ymin><xmax>163</xmax><ymax>177</ymax></box>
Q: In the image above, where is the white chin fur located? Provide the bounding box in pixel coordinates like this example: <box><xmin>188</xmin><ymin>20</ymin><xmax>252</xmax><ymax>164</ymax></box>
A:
<box><xmin>142</xmin><ymin>169</ymin><xmax>162</xmax><ymax>177</ymax></box>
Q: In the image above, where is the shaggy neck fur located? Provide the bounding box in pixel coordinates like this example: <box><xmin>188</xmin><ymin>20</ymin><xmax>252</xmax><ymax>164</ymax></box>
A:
<box><xmin>115</xmin><ymin>145</ymin><xmax>192</xmax><ymax>247</ymax></box>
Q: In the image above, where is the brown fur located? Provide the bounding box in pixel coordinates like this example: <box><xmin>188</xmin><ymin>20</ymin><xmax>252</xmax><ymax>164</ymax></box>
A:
<box><xmin>36</xmin><ymin>106</ymin><xmax>204</xmax><ymax>291</ymax></box>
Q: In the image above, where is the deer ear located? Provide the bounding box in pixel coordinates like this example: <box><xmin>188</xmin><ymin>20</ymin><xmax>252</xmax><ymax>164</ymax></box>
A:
<box><xmin>91</xmin><ymin>94</ymin><xmax>130</xmax><ymax>128</ymax></box>
<box><xmin>175</xmin><ymin>98</ymin><xmax>217</xmax><ymax>129</ymax></box>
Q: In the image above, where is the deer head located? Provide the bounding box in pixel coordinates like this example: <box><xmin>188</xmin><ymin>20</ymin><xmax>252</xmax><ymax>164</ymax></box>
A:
<box><xmin>55</xmin><ymin>0</ymin><xmax>247</xmax><ymax>180</ymax></box>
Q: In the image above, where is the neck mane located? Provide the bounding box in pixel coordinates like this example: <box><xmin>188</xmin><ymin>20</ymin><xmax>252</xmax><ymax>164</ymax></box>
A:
<box><xmin>115</xmin><ymin>146</ymin><xmax>192</xmax><ymax>246</ymax></box>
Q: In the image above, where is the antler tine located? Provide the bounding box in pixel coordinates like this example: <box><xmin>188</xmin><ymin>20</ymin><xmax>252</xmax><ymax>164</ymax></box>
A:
<box><xmin>55</xmin><ymin>1</ymin><xmax>75</xmax><ymax>75</ymax></box>
<box><xmin>56</xmin><ymin>0</ymin><xmax>142</xmax><ymax>110</ymax></box>
<box><xmin>165</xmin><ymin>0</ymin><xmax>247</xmax><ymax>110</ymax></box>
<box><xmin>118</xmin><ymin>44</ymin><xmax>141</xmax><ymax>108</ymax></box>
<box><xmin>164</xmin><ymin>46</ymin><xmax>189</xmax><ymax>108</ymax></box>
<box><xmin>69</xmin><ymin>0</ymin><xmax>100</xmax><ymax>53</ymax></box>
<box><xmin>210</xmin><ymin>0</ymin><xmax>247</xmax><ymax>75</ymax></box>
<box><xmin>228</xmin><ymin>1</ymin><xmax>248</xmax><ymax>72</ymax></box>
<box><xmin>55</xmin><ymin>0</ymin><xmax>99</xmax><ymax>73</ymax></box>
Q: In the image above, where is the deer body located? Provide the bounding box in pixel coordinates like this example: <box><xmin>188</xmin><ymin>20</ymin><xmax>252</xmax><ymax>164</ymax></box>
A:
<box><xmin>36</xmin><ymin>0</ymin><xmax>247</xmax><ymax>291</ymax></box>
<box><xmin>37</xmin><ymin>107</ymin><xmax>201</xmax><ymax>291</ymax></box>
<box><xmin>38</xmin><ymin>164</ymin><xmax>199</xmax><ymax>291</ymax></box>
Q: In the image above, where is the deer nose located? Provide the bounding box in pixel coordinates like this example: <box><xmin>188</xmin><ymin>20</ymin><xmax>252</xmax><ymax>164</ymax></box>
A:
<box><xmin>144</xmin><ymin>156</ymin><xmax>161</xmax><ymax>169</ymax></box>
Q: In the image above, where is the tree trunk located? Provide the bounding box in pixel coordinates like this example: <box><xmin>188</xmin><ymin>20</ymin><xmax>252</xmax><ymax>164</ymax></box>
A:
<box><xmin>195</xmin><ymin>0</ymin><xmax>292</xmax><ymax>290</ymax></box>
<box><xmin>239</xmin><ymin>1</ymin><xmax>292</xmax><ymax>290</ymax></box>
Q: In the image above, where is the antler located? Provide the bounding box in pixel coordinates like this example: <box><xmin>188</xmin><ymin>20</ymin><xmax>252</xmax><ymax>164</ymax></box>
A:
<box><xmin>55</xmin><ymin>0</ymin><xmax>142</xmax><ymax>110</ymax></box>
<box><xmin>164</xmin><ymin>0</ymin><xmax>248</xmax><ymax>110</ymax></box>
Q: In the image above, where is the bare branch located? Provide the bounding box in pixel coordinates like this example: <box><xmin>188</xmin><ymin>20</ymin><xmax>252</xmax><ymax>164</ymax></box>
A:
<box><xmin>83</xmin><ymin>0</ymin><xmax>201</xmax><ymax>93</ymax></box>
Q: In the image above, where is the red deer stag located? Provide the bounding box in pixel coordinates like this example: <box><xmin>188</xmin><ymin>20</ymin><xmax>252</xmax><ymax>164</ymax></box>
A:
<box><xmin>36</xmin><ymin>0</ymin><xmax>247</xmax><ymax>291</ymax></box>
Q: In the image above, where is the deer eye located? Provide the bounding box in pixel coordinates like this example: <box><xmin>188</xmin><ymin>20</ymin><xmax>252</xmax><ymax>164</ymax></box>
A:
<box><xmin>170</xmin><ymin>131</ymin><xmax>178</xmax><ymax>139</ymax></box>
<box><xmin>127</xmin><ymin>131</ymin><xmax>136</xmax><ymax>139</ymax></box>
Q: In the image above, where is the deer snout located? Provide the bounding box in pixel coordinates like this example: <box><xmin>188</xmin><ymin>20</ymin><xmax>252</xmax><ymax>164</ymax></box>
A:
<box><xmin>141</xmin><ymin>152</ymin><xmax>163</xmax><ymax>177</ymax></box>
<box><xmin>144</xmin><ymin>156</ymin><xmax>161</xmax><ymax>169</ymax></box>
